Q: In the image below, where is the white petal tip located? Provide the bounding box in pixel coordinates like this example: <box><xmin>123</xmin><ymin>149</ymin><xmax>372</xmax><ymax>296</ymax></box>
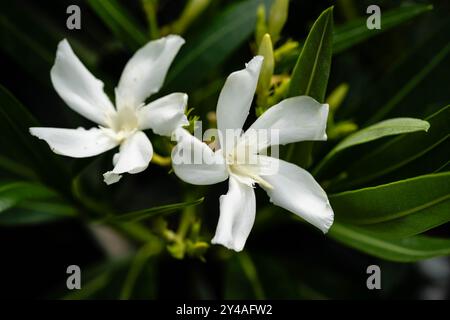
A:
<box><xmin>29</xmin><ymin>127</ymin><xmax>38</xmax><ymax>136</ymax></box>
<box><xmin>181</xmin><ymin>93</ymin><xmax>188</xmax><ymax>105</ymax></box>
<box><xmin>320</xmin><ymin>203</ymin><xmax>334</xmax><ymax>234</ymax></box>
<box><xmin>245</xmin><ymin>56</ymin><xmax>264</xmax><ymax>72</ymax></box>
<box><xmin>165</xmin><ymin>34</ymin><xmax>186</xmax><ymax>45</ymax></box>
<box><xmin>57</xmin><ymin>38</ymin><xmax>69</xmax><ymax>49</ymax></box>
<box><xmin>211</xmin><ymin>237</ymin><xmax>244</xmax><ymax>252</ymax></box>
<box><xmin>103</xmin><ymin>172</ymin><xmax>122</xmax><ymax>185</ymax></box>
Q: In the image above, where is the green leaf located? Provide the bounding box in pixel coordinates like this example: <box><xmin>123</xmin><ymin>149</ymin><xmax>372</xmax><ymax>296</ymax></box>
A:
<box><xmin>286</xmin><ymin>6</ymin><xmax>333</xmax><ymax>168</ymax></box>
<box><xmin>278</xmin><ymin>4</ymin><xmax>432</xmax><ymax>71</ymax></box>
<box><xmin>62</xmin><ymin>254</ymin><xmax>158</xmax><ymax>300</ymax></box>
<box><xmin>119</xmin><ymin>243</ymin><xmax>161</xmax><ymax>299</ymax></box>
<box><xmin>0</xmin><ymin>202</ymin><xmax>76</xmax><ymax>226</ymax></box>
<box><xmin>331</xmin><ymin>173</ymin><xmax>450</xmax><ymax>226</ymax></box>
<box><xmin>333</xmin><ymin>4</ymin><xmax>433</xmax><ymax>54</ymax></box>
<box><xmin>288</xmin><ymin>6</ymin><xmax>333</xmax><ymax>101</ymax></box>
<box><xmin>0</xmin><ymin>155</ymin><xmax>37</xmax><ymax>181</ymax></box>
<box><xmin>0</xmin><ymin>2</ymin><xmax>98</xmax><ymax>86</ymax></box>
<box><xmin>0</xmin><ymin>181</ymin><xmax>76</xmax><ymax>226</ymax></box>
<box><xmin>329</xmin><ymin>223</ymin><xmax>450</xmax><ymax>262</ymax></box>
<box><xmin>332</xmin><ymin>118</ymin><xmax>429</xmax><ymax>155</ymax></box>
<box><xmin>338</xmin><ymin>20</ymin><xmax>450</xmax><ymax>123</ymax></box>
<box><xmin>328</xmin><ymin>173</ymin><xmax>450</xmax><ymax>261</ymax></box>
<box><xmin>332</xmin><ymin>106</ymin><xmax>449</xmax><ymax>190</ymax></box>
<box><xmin>367</xmin><ymin>41</ymin><xmax>450</xmax><ymax>124</ymax></box>
<box><xmin>224</xmin><ymin>252</ymin><xmax>265</xmax><ymax>299</ymax></box>
<box><xmin>170</xmin><ymin>0</ymin><xmax>212</xmax><ymax>35</ymax></box>
<box><xmin>87</xmin><ymin>0</ymin><xmax>148</xmax><ymax>51</ymax></box>
<box><xmin>0</xmin><ymin>85</ymin><xmax>70</xmax><ymax>191</ymax></box>
<box><xmin>0</xmin><ymin>15</ymin><xmax>52</xmax><ymax>84</ymax></box>
<box><xmin>360</xmin><ymin>199</ymin><xmax>450</xmax><ymax>239</ymax></box>
<box><xmin>0</xmin><ymin>181</ymin><xmax>56</xmax><ymax>213</ymax></box>
<box><xmin>164</xmin><ymin>0</ymin><xmax>271</xmax><ymax>93</ymax></box>
<box><xmin>104</xmin><ymin>197</ymin><xmax>204</xmax><ymax>223</ymax></box>
<box><xmin>314</xmin><ymin>118</ymin><xmax>430</xmax><ymax>175</ymax></box>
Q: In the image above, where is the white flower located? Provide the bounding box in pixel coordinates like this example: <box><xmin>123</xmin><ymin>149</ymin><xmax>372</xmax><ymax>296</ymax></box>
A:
<box><xmin>30</xmin><ymin>36</ymin><xmax>188</xmax><ymax>184</ymax></box>
<box><xmin>171</xmin><ymin>56</ymin><xmax>334</xmax><ymax>252</ymax></box>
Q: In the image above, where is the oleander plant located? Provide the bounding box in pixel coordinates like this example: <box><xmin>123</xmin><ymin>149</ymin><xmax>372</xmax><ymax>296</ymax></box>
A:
<box><xmin>0</xmin><ymin>0</ymin><xmax>448</xmax><ymax>299</ymax></box>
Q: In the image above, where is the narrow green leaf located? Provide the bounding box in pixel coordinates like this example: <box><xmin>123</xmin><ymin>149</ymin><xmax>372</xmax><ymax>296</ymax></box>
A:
<box><xmin>286</xmin><ymin>6</ymin><xmax>333</xmax><ymax>167</ymax></box>
<box><xmin>63</xmin><ymin>258</ymin><xmax>129</xmax><ymax>299</ymax></box>
<box><xmin>0</xmin><ymin>85</ymin><xmax>70</xmax><ymax>191</ymax></box>
<box><xmin>0</xmin><ymin>15</ymin><xmax>52</xmax><ymax>81</ymax></box>
<box><xmin>288</xmin><ymin>6</ymin><xmax>333</xmax><ymax>101</ymax></box>
<box><xmin>164</xmin><ymin>0</ymin><xmax>271</xmax><ymax>93</ymax></box>
<box><xmin>367</xmin><ymin>41</ymin><xmax>450</xmax><ymax>124</ymax></box>
<box><xmin>333</xmin><ymin>118</ymin><xmax>429</xmax><ymax>154</ymax></box>
<box><xmin>105</xmin><ymin>197</ymin><xmax>204</xmax><ymax>223</ymax></box>
<box><xmin>331</xmin><ymin>106</ymin><xmax>449</xmax><ymax>190</ymax></box>
<box><xmin>61</xmin><ymin>253</ymin><xmax>158</xmax><ymax>300</ymax></box>
<box><xmin>361</xmin><ymin>199</ymin><xmax>450</xmax><ymax>239</ymax></box>
<box><xmin>314</xmin><ymin>118</ymin><xmax>430</xmax><ymax>174</ymax></box>
<box><xmin>0</xmin><ymin>181</ymin><xmax>76</xmax><ymax>226</ymax></box>
<box><xmin>278</xmin><ymin>4</ymin><xmax>432</xmax><ymax>70</ymax></box>
<box><xmin>0</xmin><ymin>155</ymin><xmax>37</xmax><ymax>180</ymax></box>
<box><xmin>225</xmin><ymin>252</ymin><xmax>265</xmax><ymax>299</ymax></box>
<box><xmin>87</xmin><ymin>0</ymin><xmax>148</xmax><ymax>50</ymax></box>
<box><xmin>237</xmin><ymin>252</ymin><xmax>265</xmax><ymax>299</ymax></box>
<box><xmin>0</xmin><ymin>182</ymin><xmax>56</xmax><ymax>213</ymax></box>
<box><xmin>141</xmin><ymin>0</ymin><xmax>160</xmax><ymax>39</ymax></box>
<box><xmin>119</xmin><ymin>243</ymin><xmax>160</xmax><ymax>300</ymax></box>
<box><xmin>0</xmin><ymin>202</ymin><xmax>76</xmax><ymax>226</ymax></box>
<box><xmin>0</xmin><ymin>2</ymin><xmax>98</xmax><ymax>85</ymax></box>
<box><xmin>331</xmin><ymin>173</ymin><xmax>450</xmax><ymax>225</ymax></box>
<box><xmin>329</xmin><ymin>223</ymin><xmax>450</xmax><ymax>262</ymax></box>
<box><xmin>170</xmin><ymin>0</ymin><xmax>212</xmax><ymax>35</ymax></box>
<box><xmin>333</xmin><ymin>4</ymin><xmax>433</xmax><ymax>54</ymax></box>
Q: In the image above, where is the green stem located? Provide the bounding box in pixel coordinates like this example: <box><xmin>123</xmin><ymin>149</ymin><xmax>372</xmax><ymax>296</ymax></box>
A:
<box><xmin>151</xmin><ymin>152</ymin><xmax>172</xmax><ymax>167</ymax></box>
<box><xmin>141</xmin><ymin>0</ymin><xmax>160</xmax><ymax>39</ymax></box>
<box><xmin>72</xmin><ymin>174</ymin><xmax>160</xmax><ymax>244</ymax></box>
<box><xmin>238</xmin><ymin>252</ymin><xmax>265</xmax><ymax>299</ymax></box>
<box><xmin>119</xmin><ymin>242</ymin><xmax>162</xmax><ymax>299</ymax></box>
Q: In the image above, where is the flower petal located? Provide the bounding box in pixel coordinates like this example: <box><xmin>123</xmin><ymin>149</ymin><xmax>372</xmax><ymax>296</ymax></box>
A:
<box><xmin>29</xmin><ymin>127</ymin><xmax>118</xmax><ymax>158</ymax></box>
<box><xmin>138</xmin><ymin>93</ymin><xmax>189</xmax><ymax>136</ymax></box>
<box><xmin>211</xmin><ymin>176</ymin><xmax>256</xmax><ymax>252</ymax></box>
<box><xmin>260</xmin><ymin>156</ymin><xmax>334</xmax><ymax>233</ymax></box>
<box><xmin>216</xmin><ymin>56</ymin><xmax>263</xmax><ymax>151</ymax></box>
<box><xmin>103</xmin><ymin>131</ymin><xmax>153</xmax><ymax>185</ymax></box>
<box><xmin>171</xmin><ymin>128</ymin><xmax>229</xmax><ymax>185</ymax></box>
<box><xmin>116</xmin><ymin>35</ymin><xmax>185</xmax><ymax>109</ymax></box>
<box><xmin>248</xmin><ymin>96</ymin><xmax>329</xmax><ymax>151</ymax></box>
<box><xmin>50</xmin><ymin>39</ymin><xmax>115</xmax><ymax>126</ymax></box>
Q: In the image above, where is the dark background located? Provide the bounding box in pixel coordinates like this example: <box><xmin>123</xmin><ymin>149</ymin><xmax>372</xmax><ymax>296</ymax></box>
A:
<box><xmin>0</xmin><ymin>0</ymin><xmax>449</xmax><ymax>299</ymax></box>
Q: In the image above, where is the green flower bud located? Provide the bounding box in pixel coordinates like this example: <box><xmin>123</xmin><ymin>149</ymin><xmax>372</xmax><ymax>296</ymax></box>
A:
<box><xmin>255</xmin><ymin>4</ymin><xmax>267</xmax><ymax>47</ymax></box>
<box><xmin>256</xmin><ymin>34</ymin><xmax>274</xmax><ymax>110</ymax></box>
<box><xmin>268</xmin><ymin>0</ymin><xmax>289</xmax><ymax>43</ymax></box>
<box><xmin>326</xmin><ymin>83</ymin><xmax>349</xmax><ymax>114</ymax></box>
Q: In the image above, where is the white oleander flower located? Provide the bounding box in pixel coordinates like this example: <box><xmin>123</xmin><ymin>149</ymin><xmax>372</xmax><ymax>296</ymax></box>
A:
<box><xmin>171</xmin><ymin>56</ymin><xmax>334</xmax><ymax>252</ymax></box>
<box><xmin>30</xmin><ymin>36</ymin><xmax>188</xmax><ymax>185</ymax></box>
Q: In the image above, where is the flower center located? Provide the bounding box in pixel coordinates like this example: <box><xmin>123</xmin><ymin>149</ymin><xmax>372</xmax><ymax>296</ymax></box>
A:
<box><xmin>105</xmin><ymin>107</ymin><xmax>139</xmax><ymax>142</ymax></box>
<box><xmin>224</xmin><ymin>140</ymin><xmax>273</xmax><ymax>189</ymax></box>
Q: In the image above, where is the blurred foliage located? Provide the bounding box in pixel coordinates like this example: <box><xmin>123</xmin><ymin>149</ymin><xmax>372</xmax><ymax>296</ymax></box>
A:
<box><xmin>0</xmin><ymin>0</ymin><xmax>449</xmax><ymax>299</ymax></box>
